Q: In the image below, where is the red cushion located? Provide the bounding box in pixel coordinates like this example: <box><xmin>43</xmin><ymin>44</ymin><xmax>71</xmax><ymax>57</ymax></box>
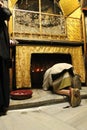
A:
<box><xmin>10</xmin><ymin>89</ymin><xmax>33</xmax><ymax>100</ymax></box>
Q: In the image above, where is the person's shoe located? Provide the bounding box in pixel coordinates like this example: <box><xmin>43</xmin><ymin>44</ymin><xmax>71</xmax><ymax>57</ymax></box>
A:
<box><xmin>0</xmin><ymin>111</ymin><xmax>7</xmax><ymax>116</ymax></box>
<box><xmin>70</xmin><ymin>88</ymin><xmax>81</xmax><ymax>107</ymax></box>
<box><xmin>0</xmin><ymin>107</ymin><xmax>8</xmax><ymax>116</ymax></box>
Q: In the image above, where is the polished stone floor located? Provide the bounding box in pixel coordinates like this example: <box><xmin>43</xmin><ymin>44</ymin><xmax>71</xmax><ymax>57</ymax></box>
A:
<box><xmin>1</xmin><ymin>98</ymin><xmax>87</xmax><ymax>130</ymax></box>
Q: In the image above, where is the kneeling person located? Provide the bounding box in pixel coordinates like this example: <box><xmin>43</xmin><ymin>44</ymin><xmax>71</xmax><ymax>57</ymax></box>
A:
<box><xmin>42</xmin><ymin>63</ymin><xmax>81</xmax><ymax>107</ymax></box>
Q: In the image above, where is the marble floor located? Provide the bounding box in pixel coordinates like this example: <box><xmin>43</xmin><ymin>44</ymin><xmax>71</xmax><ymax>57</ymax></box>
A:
<box><xmin>1</xmin><ymin>99</ymin><xmax>87</xmax><ymax>130</ymax></box>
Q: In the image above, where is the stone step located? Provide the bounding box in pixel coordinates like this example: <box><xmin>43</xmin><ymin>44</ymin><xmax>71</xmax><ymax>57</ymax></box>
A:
<box><xmin>9</xmin><ymin>87</ymin><xmax>87</xmax><ymax>110</ymax></box>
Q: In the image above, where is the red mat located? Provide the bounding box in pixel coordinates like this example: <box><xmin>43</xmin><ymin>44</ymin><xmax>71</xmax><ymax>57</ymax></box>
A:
<box><xmin>10</xmin><ymin>89</ymin><xmax>33</xmax><ymax>100</ymax></box>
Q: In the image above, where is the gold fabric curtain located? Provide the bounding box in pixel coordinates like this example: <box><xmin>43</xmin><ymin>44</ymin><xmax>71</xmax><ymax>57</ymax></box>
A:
<box><xmin>16</xmin><ymin>45</ymin><xmax>85</xmax><ymax>88</ymax></box>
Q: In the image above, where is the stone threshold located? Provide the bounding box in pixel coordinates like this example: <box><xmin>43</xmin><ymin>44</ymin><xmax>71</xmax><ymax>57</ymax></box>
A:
<box><xmin>9</xmin><ymin>87</ymin><xmax>87</xmax><ymax>110</ymax></box>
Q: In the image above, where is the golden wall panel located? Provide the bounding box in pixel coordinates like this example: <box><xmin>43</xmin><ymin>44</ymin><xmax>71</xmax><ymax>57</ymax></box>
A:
<box><xmin>66</xmin><ymin>17</ymin><xmax>82</xmax><ymax>41</ymax></box>
<box><xmin>59</xmin><ymin>0</ymin><xmax>80</xmax><ymax>16</ymax></box>
<box><xmin>8</xmin><ymin>0</ymin><xmax>17</xmax><ymax>8</ymax></box>
<box><xmin>69</xmin><ymin>7</ymin><xmax>82</xmax><ymax>19</ymax></box>
<box><xmin>8</xmin><ymin>0</ymin><xmax>17</xmax><ymax>34</ymax></box>
<box><xmin>16</xmin><ymin>45</ymin><xmax>85</xmax><ymax>88</ymax></box>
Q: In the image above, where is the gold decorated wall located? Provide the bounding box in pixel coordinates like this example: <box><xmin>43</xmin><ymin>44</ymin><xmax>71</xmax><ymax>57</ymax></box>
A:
<box><xmin>16</xmin><ymin>45</ymin><xmax>85</xmax><ymax>88</ymax></box>
<box><xmin>8</xmin><ymin>0</ymin><xmax>83</xmax><ymax>42</ymax></box>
